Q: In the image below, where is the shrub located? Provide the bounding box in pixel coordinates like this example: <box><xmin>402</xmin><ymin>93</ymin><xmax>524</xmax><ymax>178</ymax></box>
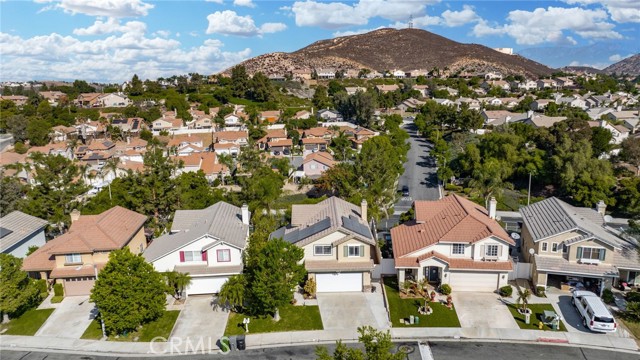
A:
<box><xmin>499</xmin><ymin>285</ymin><xmax>513</xmax><ymax>297</ymax></box>
<box><xmin>536</xmin><ymin>286</ymin><xmax>546</xmax><ymax>297</ymax></box>
<box><xmin>463</xmin><ymin>188</ymin><xmax>472</xmax><ymax>195</ymax></box>
<box><xmin>626</xmin><ymin>291</ymin><xmax>640</xmax><ymax>303</ymax></box>
<box><xmin>53</xmin><ymin>283</ymin><xmax>64</xmax><ymax>297</ymax></box>
<box><xmin>14</xmin><ymin>142</ymin><xmax>27</xmax><ymax>154</ymax></box>
<box><xmin>602</xmin><ymin>289</ymin><xmax>614</xmax><ymax>304</ymax></box>
<box><xmin>51</xmin><ymin>296</ymin><xmax>63</xmax><ymax>304</ymax></box>
<box><xmin>444</xmin><ymin>184</ymin><xmax>462</xmax><ymax>192</ymax></box>
<box><xmin>303</xmin><ymin>277</ymin><xmax>316</xmax><ymax>299</ymax></box>
<box><xmin>35</xmin><ymin>279</ymin><xmax>48</xmax><ymax>294</ymax></box>
<box><xmin>440</xmin><ymin>284</ymin><xmax>452</xmax><ymax>295</ymax></box>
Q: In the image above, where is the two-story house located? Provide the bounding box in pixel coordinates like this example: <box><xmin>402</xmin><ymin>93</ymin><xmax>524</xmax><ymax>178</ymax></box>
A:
<box><xmin>143</xmin><ymin>202</ymin><xmax>250</xmax><ymax>295</ymax></box>
<box><xmin>22</xmin><ymin>207</ymin><xmax>147</xmax><ymax>296</ymax></box>
<box><xmin>390</xmin><ymin>195</ymin><xmax>514</xmax><ymax>292</ymax></box>
<box><xmin>0</xmin><ymin>211</ymin><xmax>48</xmax><ymax>258</ymax></box>
<box><xmin>520</xmin><ymin>197</ymin><xmax>640</xmax><ymax>295</ymax></box>
<box><xmin>270</xmin><ymin>197</ymin><xmax>379</xmax><ymax>293</ymax></box>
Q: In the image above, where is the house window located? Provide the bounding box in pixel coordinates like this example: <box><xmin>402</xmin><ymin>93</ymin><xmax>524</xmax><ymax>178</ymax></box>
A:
<box><xmin>314</xmin><ymin>245</ymin><xmax>332</xmax><ymax>256</ymax></box>
<box><xmin>485</xmin><ymin>245</ymin><xmax>499</xmax><ymax>258</ymax></box>
<box><xmin>217</xmin><ymin>249</ymin><xmax>230</xmax><ymax>263</ymax></box>
<box><xmin>541</xmin><ymin>242</ymin><xmax>548</xmax><ymax>252</ymax></box>
<box><xmin>577</xmin><ymin>247</ymin><xmax>605</xmax><ymax>261</ymax></box>
<box><xmin>347</xmin><ymin>245</ymin><xmax>361</xmax><ymax>257</ymax></box>
<box><xmin>562</xmin><ymin>244</ymin><xmax>568</xmax><ymax>253</ymax></box>
<box><xmin>452</xmin><ymin>244</ymin><xmax>465</xmax><ymax>255</ymax></box>
<box><xmin>65</xmin><ymin>253</ymin><xmax>82</xmax><ymax>264</ymax></box>
<box><xmin>184</xmin><ymin>251</ymin><xmax>203</xmax><ymax>262</ymax></box>
<box><xmin>552</xmin><ymin>243</ymin><xmax>558</xmax><ymax>252</ymax></box>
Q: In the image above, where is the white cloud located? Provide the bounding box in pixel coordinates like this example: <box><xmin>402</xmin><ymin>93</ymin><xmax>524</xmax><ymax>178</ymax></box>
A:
<box><xmin>565</xmin><ymin>0</ymin><xmax>640</xmax><ymax>23</ymax></box>
<box><xmin>569</xmin><ymin>60</ymin><xmax>609</xmax><ymax>69</ymax></box>
<box><xmin>38</xmin><ymin>0</ymin><xmax>154</xmax><ymax>18</ymax></box>
<box><xmin>73</xmin><ymin>18</ymin><xmax>146</xmax><ymax>36</ymax></box>
<box><xmin>205</xmin><ymin>0</ymin><xmax>224</xmax><ymax>3</ymax></box>
<box><xmin>472</xmin><ymin>6</ymin><xmax>622</xmax><ymax>45</ymax></box>
<box><xmin>0</xmin><ymin>30</ymin><xmax>250</xmax><ymax>82</ymax></box>
<box><xmin>441</xmin><ymin>5</ymin><xmax>479</xmax><ymax>27</ymax></box>
<box><xmin>333</xmin><ymin>26</ymin><xmax>386</xmax><ymax>37</ymax></box>
<box><xmin>233</xmin><ymin>0</ymin><xmax>255</xmax><ymax>8</ymax></box>
<box><xmin>290</xmin><ymin>0</ymin><xmax>439</xmax><ymax>29</ymax></box>
<box><xmin>609</xmin><ymin>53</ymin><xmax>633</xmax><ymax>62</ymax></box>
<box><xmin>206</xmin><ymin>10</ymin><xmax>286</xmax><ymax>37</ymax></box>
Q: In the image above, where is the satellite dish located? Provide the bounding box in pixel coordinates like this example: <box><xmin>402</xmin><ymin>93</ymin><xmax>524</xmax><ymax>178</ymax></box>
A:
<box><xmin>529</xmin><ymin>248</ymin><xmax>535</xmax><ymax>255</ymax></box>
<box><xmin>511</xmin><ymin>232</ymin><xmax>521</xmax><ymax>240</ymax></box>
<box><xmin>604</xmin><ymin>215</ymin><xmax>613</xmax><ymax>223</ymax></box>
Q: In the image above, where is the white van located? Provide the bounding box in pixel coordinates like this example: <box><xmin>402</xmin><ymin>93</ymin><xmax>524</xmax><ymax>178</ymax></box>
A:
<box><xmin>571</xmin><ymin>290</ymin><xmax>617</xmax><ymax>333</ymax></box>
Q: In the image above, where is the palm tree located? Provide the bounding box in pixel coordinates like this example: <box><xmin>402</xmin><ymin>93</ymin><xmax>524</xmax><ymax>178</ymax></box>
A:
<box><xmin>468</xmin><ymin>158</ymin><xmax>512</xmax><ymax>209</ymax></box>
<box><xmin>165</xmin><ymin>271</ymin><xmax>192</xmax><ymax>300</ymax></box>
<box><xmin>517</xmin><ymin>289</ymin><xmax>531</xmax><ymax>313</ymax></box>
<box><xmin>101</xmin><ymin>157</ymin><xmax>120</xmax><ymax>183</ymax></box>
<box><xmin>218</xmin><ymin>275</ymin><xmax>247</xmax><ymax>312</ymax></box>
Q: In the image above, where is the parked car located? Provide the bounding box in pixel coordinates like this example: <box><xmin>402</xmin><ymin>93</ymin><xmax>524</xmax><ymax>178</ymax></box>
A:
<box><xmin>401</xmin><ymin>185</ymin><xmax>409</xmax><ymax>197</ymax></box>
<box><xmin>571</xmin><ymin>290</ymin><xmax>617</xmax><ymax>333</ymax></box>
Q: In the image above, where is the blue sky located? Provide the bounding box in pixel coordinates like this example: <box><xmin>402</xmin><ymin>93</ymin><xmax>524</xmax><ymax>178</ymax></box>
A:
<box><xmin>1</xmin><ymin>0</ymin><xmax>638</xmax><ymax>83</ymax></box>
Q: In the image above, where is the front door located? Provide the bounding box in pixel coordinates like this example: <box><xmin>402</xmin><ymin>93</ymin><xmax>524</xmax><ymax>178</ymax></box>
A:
<box><xmin>428</xmin><ymin>267</ymin><xmax>439</xmax><ymax>282</ymax></box>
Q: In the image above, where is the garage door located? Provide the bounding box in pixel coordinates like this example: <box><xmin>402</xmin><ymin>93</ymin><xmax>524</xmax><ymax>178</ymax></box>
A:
<box><xmin>449</xmin><ymin>272</ymin><xmax>499</xmax><ymax>292</ymax></box>
<box><xmin>316</xmin><ymin>272</ymin><xmax>362</xmax><ymax>293</ymax></box>
<box><xmin>186</xmin><ymin>276</ymin><xmax>228</xmax><ymax>295</ymax></box>
<box><xmin>64</xmin><ymin>277</ymin><xmax>95</xmax><ymax>296</ymax></box>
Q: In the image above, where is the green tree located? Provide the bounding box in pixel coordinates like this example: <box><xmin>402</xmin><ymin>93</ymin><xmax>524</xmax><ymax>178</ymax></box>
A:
<box><xmin>312</xmin><ymin>85</ymin><xmax>331</xmax><ymax>110</ymax></box>
<box><xmin>330</xmin><ymin>131</ymin><xmax>354</xmax><ymax>160</ymax></box>
<box><xmin>316</xmin><ymin>163</ymin><xmax>359</xmax><ymax>200</ymax></box>
<box><xmin>469</xmin><ymin>158</ymin><xmax>512</xmax><ymax>208</ymax></box>
<box><xmin>590</xmin><ymin>127</ymin><xmax>612</xmax><ymax>156</ymax></box>
<box><xmin>218</xmin><ymin>274</ymin><xmax>247</xmax><ymax>312</ymax></box>
<box><xmin>20</xmin><ymin>153</ymin><xmax>88</xmax><ymax>234</ymax></box>
<box><xmin>26</xmin><ymin>117</ymin><xmax>52</xmax><ymax>146</ymax></box>
<box><xmin>128</xmin><ymin>74</ymin><xmax>144</xmax><ymax>96</ymax></box>
<box><xmin>0</xmin><ymin>254</ymin><xmax>41</xmax><ymax>322</ymax></box>
<box><xmin>138</xmin><ymin>147</ymin><xmax>179</xmax><ymax>233</ymax></box>
<box><xmin>248</xmin><ymin>72</ymin><xmax>275</xmax><ymax>103</ymax></box>
<box><xmin>5</xmin><ymin>115</ymin><xmax>28</xmax><ymax>142</ymax></box>
<box><xmin>621</xmin><ymin>137</ymin><xmax>640</xmax><ymax>175</ymax></box>
<box><xmin>90</xmin><ymin>249</ymin><xmax>167</xmax><ymax>335</ymax></box>
<box><xmin>246</xmin><ymin>238</ymin><xmax>305</xmax><ymax>319</ymax></box>
<box><xmin>239</xmin><ymin>166</ymin><xmax>285</xmax><ymax>211</ymax></box>
<box><xmin>231</xmin><ymin>65</ymin><xmax>250</xmax><ymax>98</ymax></box>
<box><xmin>0</xmin><ymin>173</ymin><xmax>23</xmax><ymax>216</ymax></box>
<box><xmin>176</xmin><ymin>171</ymin><xmax>223</xmax><ymax>209</ymax></box>
<box><xmin>316</xmin><ymin>326</ymin><xmax>405</xmax><ymax>360</ymax></box>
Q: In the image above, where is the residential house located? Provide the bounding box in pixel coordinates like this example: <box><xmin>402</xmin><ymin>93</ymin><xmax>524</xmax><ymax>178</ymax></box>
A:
<box><xmin>375</xmin><ymin>84</ymin><xmax>400</xmax><ymax>94</ymax></box>
<box><xmin>22</xmin><ymin>207</ymin><xmax>147</xmax><ymax>296</ymax></box>
<box><xmin>405</xmin><ymin>69</ymin><xmax>428</xmax><ymax>78</ymax></box>
<box><xmin>257</xmin><ymin>129</ymin><xmax>288</xmax><ymax>150</ymax></box>
<box><xmin>27</xmin><ymin>142</ymin><xmax>74</xmax><ymax>160</ymax></box>
<box><xmin>259</xmin><ymin>110</ymin><xmax>281</xmax><ymax>124</ymax></box>
<box><xmin>484</xmin><ymin>72</ymin><xmax>503</xmax><ymax>80</ymax></box>
<box><xmin>187</xmin><ymin>111</ymin><xmax>214</xmax><ymax>130</ymax></box>
<box><xmin>555</xmin><ymin>96</ymin><xmax>587</xmax><ymax>110</ymax></box>
<box><xmin>606</xmin><ymin>109</ymin><xmax>640</xmax><ymax>123</ymax></box>
<box><xmin>50</xmin><ymin>125</ymin><xmax>77</xmax><ymax>143</ymax></box>
<box><xmin>510</xmin><ymin>80</ymin><xmax>538</xmax><ymax>92</ymax></box>
<box><xmin>456</xmin><ymin>98</ymin><xmax>481</xmax><ymax>111</ymax></box>
<box><xmin>213</xmin><ymin>130</ymin><xmax>248</xmax><ymax>157</ymax></box>
<box><xmin>76</xmin><ymin>93</ymin><xmax>103</xmax><ymax>107</ymax></box>
<box><xmin>143</xmin><ymin>202</ymin><xmax>250</xmax><ymax>295</ymax></box>
<box><xmin>481</xmin><ymin>80</ymin><xmax>510</xmax><ymax>91</ymax></box>
<box><xmin>173</xmin><ymin>152</ymin><xmax>229</xmax><ymax>181</ymax></box>
<box><xmin>317</xmin><ymin>109</ymin><xmax>342</xmax><ymax>122</ymax></box>
<box><xmin>301</xmin><ymin>152</ymin><xmax>336</xmax><ymax>179</ymax></box>
<box><xmin>586</xmin><ymin>107</ymin><xmax>614</xmax><ymax>121</ymax></box>
<box><xmin>0</xmin><ymin>211</ymin><xmax>48</xmax><ymax>258</ymax></box>
<box><xmin>391</xmin><ymin>69</ymin><xmax>406</xmax><ymax>78</ymax></box>
<box><xmin>345</xmin><ymin>87</ymin><xmax>367</xmax><ymax>96</ymax></box>
<box><xmin>520</xmin><ymin>197</ymin><xmax>640</xmax><ymax>294</ymax></box>
<box><xmin>554</xmin><ymin>77</ymin><xmax>575</xmax><ymax>88</ymax></box>
<box><xmin>294</xmin><ymin>110</ymin><xmax>312</xmax><ymax>120</ymax></box>
<box><xmin>98</xmin><ymin>93</ymin><xmax>131</xmax><ymax>108</ymax></box>
<box><xmin>433</xmin><ymin>98</ymin><xmax>454</xmax><ymax>106</ymax></box>
<box><xmin>481</xmin><ymin>110</ymin><xmax>528</xmax><ymax>126</ymax></box>
<box><xmin>390</xmin><ymin>195</ymin><xmax>514</xmax><ymax>292</ymax></box>
<box><xmin>530</xmin><ymin>99</ymin><xmax>554</xmax><ymax>111</ymax></box>
<box><xmin>39</xmin><ymin>91</ymin><xmax>67</xmax><ymax>106</ymax></box>
<box><xmin>75</xmin><ymin>120</ymin><xmax>105</xmax><ymax>140</ymax></box>
<box><xmin>111</xmin><ymin>117</ymin><xmax>146</xmax><ymax>135</ymax></box>
<box><xmin>524</xmin><ymin>115</ymin><xmax>567</xmax><ymax>128</ymax></box>
<box><xmin>152</xmin><ymin>111</ymin><xmax>185</xmax><ymax>134</ymax></box>
<box><xmin>267</xmin><ymin>139</ymin><xmax>293</xmax><ymax>155</ymax></box>
<box><xmin>350</xmin><ymin>127</ymin><xmax>377</xmax><ymax>150</ymax></box>
<box><xmin>270</xmin><ymin>197</ymin><xmax>378</xmax><ymax>292</ymax></box>
<box><xmin>536</xmin><ymin>79</ymin><xmax>558</xmax><ymax>90</ymax></box>
<box><xmin>0</xmin><ymin>95</ymin><xmax>28</xmax><ymax>107</ymax></box>
<box><xmin>600</xmin><ymin>120</ymin><xmax>630</xmax><ymax>144</ymax></box>
<box><xmin>315</xmin><ymin>68</ymin><xmax>336</xmax><ymax>80</ymax></box>
<box><xmin>412</xmin><ymin>85</ymin><xmax>430</xmax><ymax>98</ymax></box>
<box><xmin>397</xmin><ymin>98</ymin><xmax>425</xmax><ymax>112</ymax></box>
<box><xmin>168</xmin><ymin>135</ymin><xmax>205</xmax><ymax>156</ymax></box>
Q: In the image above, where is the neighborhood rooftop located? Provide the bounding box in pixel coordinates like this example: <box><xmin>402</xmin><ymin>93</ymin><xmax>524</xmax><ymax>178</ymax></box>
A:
<box><xmin>0</xmin><ymin>211</ymin><xmax>48</xmax><ymax>252</ymax></box>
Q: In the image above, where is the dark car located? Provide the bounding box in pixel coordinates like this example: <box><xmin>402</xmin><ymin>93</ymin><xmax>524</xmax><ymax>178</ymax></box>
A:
<box><xmin>401</xmin><ymin>185</ymin><xmax>409</xmax><ymax>196</ymax></box>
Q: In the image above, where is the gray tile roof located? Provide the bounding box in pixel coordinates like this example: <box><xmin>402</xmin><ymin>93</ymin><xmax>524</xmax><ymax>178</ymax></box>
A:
<box><xmin>521</xmin><ymin>197</ymin><xmax>619</xmax><ymax>248</ymax></box>
<box><xmin>270</xmin><ymin>197</ymin><xmax>375</xmax><ymax>247</ymax></box>
<box><xmin>0</xmin><ymin>211</ymin><xmax>48</xmax><ymax>252</ymax></box>
<box><xmin>534</xmin><ymin>255</ymin><xmax>618</xmax><ymax>277</ymax></box>
<box><xmin>143</xmin><ymin>201</ymin><xmax>249</xmax><ymax>262</ymax></box>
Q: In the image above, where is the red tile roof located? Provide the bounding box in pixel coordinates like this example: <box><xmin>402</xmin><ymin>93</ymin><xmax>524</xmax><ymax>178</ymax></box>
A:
<box><xmin>395</xmin><ymin>250</ymin><xmax>512</xmax><ymax>271</ymax></box>
<box><xmin>391</xmin><ymin>194</ymin><xmax>513</xmax><ymax>259</ymax></box>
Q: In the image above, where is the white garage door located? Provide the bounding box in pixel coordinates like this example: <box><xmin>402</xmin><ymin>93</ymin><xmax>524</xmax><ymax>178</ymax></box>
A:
<box><xmin>186</xmin><ymin>276</ymin><xmax>228</xmax><ymax>295</ymax></box>
<box><xmin>449</xmin><ymin>272</ymin><xmax>499</xmax><ymax>292</ymax></box>
<box><xmin>316</xmin><ymin>272</ymin><xmax>362</xmax><ymax>293</ymax></box>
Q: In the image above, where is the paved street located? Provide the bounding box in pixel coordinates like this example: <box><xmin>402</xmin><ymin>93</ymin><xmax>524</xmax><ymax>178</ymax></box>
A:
<box><xmin>395</xmin><ymin>122</ymin><xmax>441</xmax><ymax>215</ymax></box>
<box><xmin>2</xmin><ymin>341</ymin><xmax>637</xmax><ymax>359</ymax></box>
<box><xmin>35</xmin><ymin>296</ymin><xmax>95</xmax><ymax>339</ymax></box>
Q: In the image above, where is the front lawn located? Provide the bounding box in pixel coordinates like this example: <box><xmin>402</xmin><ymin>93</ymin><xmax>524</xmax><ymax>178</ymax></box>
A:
<box><xmin>383</xmin><ymin>277</ymin><xmax>461</xmax><ymax>328</ymax></box>
<box><xmin>0</xmin><ymin>308</ymin><xmax>55</xmax><ymax>336</ymax></box>
<box><xmin>224</xmin><ymin>304</ymin><xmax>323</xmax><ymax>336</ymax></box>
<box><xmin>506</xmin><ymin>303</ymin><xmax>567</xmax><ymax>331</ymax></box>
<box><xmin>618</xmin><ymin>316</ymin><xmax>640</xmax><ymax>339</ymax></box>
<box><xmin>81</xmin><ymin>310</ymin><xmax>180</xmax><ymax>341</ymax></box>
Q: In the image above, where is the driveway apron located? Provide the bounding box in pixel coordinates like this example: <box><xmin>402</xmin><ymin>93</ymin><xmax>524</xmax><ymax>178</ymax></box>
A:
<box><xmin>35</xmin><ymin>296</ymin><xmax>95</xmax><ymax>338</ymax></box>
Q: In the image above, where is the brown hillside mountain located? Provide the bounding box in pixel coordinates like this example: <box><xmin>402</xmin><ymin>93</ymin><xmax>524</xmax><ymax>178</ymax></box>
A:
<box><xmin>223</xmin><ymin>28</ymin><xmax>554</xmax><ymax>78</ymax></box>
<box><xmin>603</xmin><ymin>54</ymin><xmax>640</xmax><ymax>76</ymax></box>
<box><xmin>560</xmin><ymin>66</ymin><xmax>604</xmax><ymax>74</ymax></box>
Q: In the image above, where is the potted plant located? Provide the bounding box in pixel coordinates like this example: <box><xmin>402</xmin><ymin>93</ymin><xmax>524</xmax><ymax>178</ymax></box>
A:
<box><xmin>430</xmin><ymin>290</ymin><xmax>436</xmax><ymax>302</ymax></box>
<box><xmin>446</xmin><ymin>295</ymin><xmax>453</xmax><ymax>309</ymax></box>
<box><xmin>517</xmin><ymin>289</ymin><xmax>532</xmax><ymax>324</ymax></box>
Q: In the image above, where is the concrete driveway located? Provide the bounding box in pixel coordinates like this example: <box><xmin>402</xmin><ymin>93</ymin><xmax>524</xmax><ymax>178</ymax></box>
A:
<box><xmin>170</xmin><ymin>296</ymin><xmax>229</xmax><ymax>344</ymax></box>
<box><xmin>36</xmin><ymin>296</ymin><xmax>95</xmax><ymax>338</ymax></box>
<box><xmin>453</xmin><ymin>293</ymin><xmax>518</xmax><ymax>329</ymax></box>
<box><xmin>547</xmin><ymin>292</ymin><xmax>627</xmax><ymax>337</ymax></box>
<box><xmin>317</xmin><ymin>291</ymin><xmax>390</xmax><ymax>330</ymax></box>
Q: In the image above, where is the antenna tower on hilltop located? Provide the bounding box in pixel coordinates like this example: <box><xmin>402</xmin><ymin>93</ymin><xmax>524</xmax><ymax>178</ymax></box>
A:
<box><xmin>408</xmin><ymin>15</ymin><xmax>414</xmax><ymax>29</ymax></box>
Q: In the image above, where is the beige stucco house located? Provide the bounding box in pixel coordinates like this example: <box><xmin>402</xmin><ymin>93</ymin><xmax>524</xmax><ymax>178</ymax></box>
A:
<box><xmin>270</xmin><ymin>197</ymin><xmax>379</xmax><ymax>293</ymax></box>
<box><xmin>22</xmin><ymin>207</ymin><xmax>147</xmax><ymax>296</ymax></box>
<box><xmin>520</xmin><ymin>197</ymin><xmax>640</xmax><ymax>294</ymax></box>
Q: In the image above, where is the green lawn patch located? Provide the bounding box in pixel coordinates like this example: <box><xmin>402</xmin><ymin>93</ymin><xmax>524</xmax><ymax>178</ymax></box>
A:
<box><xmin>0</xmin><ymin>308</ymin><xmax>55</xmax><ymax>335</ymax></box>
<box><xmin>225</xmin><ymin>304</ymin><xmax>323</xmax><ymax>336</ymax></box>
<box><xmin>506</xmin><ymin>303</ymin><xmax>567</xmax><ymax>331</ymax></box>
<box><xmin>50</xmin><ymin>296</ymin><xmax>63</xmax><ymax>304</ymax></box>
<box><xmin>620</xmin><ymin>318</ymin><xmax>640</xmax><ymax>339</ymax></box>
<box><xmin>80</xmin><ymin>310</ymin><xmax>180</xmax><ymax>341</ymax></box>
<box><xmin>383</xmin><ymin>277</ymin><xmax>460</xmax><ymax>328</ymax></box>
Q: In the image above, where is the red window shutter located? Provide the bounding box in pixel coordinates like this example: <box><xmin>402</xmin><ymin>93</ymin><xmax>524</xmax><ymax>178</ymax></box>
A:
<box><xmin>179</xmin><ymin>251</ymin><xmax>185</xmax><ymax>262</ymax></box>
<box><xmin>202</xmin><ymin>251</ymin><xmax>208</xmax><ymax>261</ymax></box>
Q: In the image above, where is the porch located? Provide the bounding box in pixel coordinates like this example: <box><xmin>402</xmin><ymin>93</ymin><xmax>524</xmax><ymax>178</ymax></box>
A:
<box><xmin>397</xmin><ymin>266</ymin><xmax>443</xmax><ymax>287</ymax></box>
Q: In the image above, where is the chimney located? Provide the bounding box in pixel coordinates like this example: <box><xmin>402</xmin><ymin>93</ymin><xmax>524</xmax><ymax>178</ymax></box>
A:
<box><xmin>174</xmin><ymin>108</ymin><xmax>177</xmax><ymax>117</ymax></box>
<box><xmin>527</xmin><ymin>110</ymin><xmax>533</xmax><ymax>119</ymax></box>
<box><xmin>126</xmin><ymin>136</ymin><xmax>130</xmax><ymax>144</ymax></box>
<box><xmin>241</xmin><ymin>204</ymin><xmax>250</xmax><ymax>225</ymax></box>
<box><xmin>596</xmin><ymin>200</ymin><xmax>607</xmax><ymax>216</ymax></box>
<box><xmin>488</xmin><ymin>197</ymin><xmax>497</xmax><ymax>219</ymax></box>
<box><xmin>617</xmin><ymin>105</ymin><xmax>622</xmax><ymax>112</ymax></box>
<box><xmin>70</xmin><ymin>209</ymin><xmax>81</xmax><ymax>224</ymax></box>
<box><xmin>361</xmin><ymin>199</ymin><xmax>368</xmax><ymax>221</ymax></box>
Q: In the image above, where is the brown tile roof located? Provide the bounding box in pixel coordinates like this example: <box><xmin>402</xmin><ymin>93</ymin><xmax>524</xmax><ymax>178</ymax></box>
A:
<box><xmin>395</xmin><ymin>250</ymin><xmax>512</xmax><ymax>271</ymax></box>
<box><xmin>303</xmin><ymin>152</ymin><xmax>336</xmax><ymax>167</ymax></box>
<box><xmin>303</xmin><ymin>127</ymin><xmax>332</xmax><ymax>138</ymax></box>
<box><xmin>0</xmin><ymin>151</ymin><xmax>28</xmax><ymax>167</ymax></box>
<box><xmin>258</xmin><ymin>129</ymin><xmax>287</xmax><ymax>144</ymax></box>
<box><xmin>215</xmin><ymin>130</ymin><xmax>248</xmax><ymax>142</ymax></box>
<box><xmin>302</xmin><ymin>137</ymin><xmax>328</xmax><ymax>145</ymax></box>
<box><xmin>22</xmin><ymin>206</ymin><xmax>146</xmax><ymax>272</ymax></box>
<box><xmin>168</xmin><ymin>135</ymin><xmax>203</xmax><ymax>147</ymax></box>
<box><xmin>214</xmin><ymin>142</ymin><xmax>240</xmax><ymax>150</ymax></box>
<box><xmin>268</xmin><ymin>139</ymin><xmax>293</xmax><ymax>147</ymax></box>
<box><xmin>391</xmin><ymin>195</ymin><xmax>513</xmax><ymax>259</ymax></box>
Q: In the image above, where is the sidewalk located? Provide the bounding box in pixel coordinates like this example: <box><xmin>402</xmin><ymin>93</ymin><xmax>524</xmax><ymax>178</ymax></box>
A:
<box><xmin>2</xmin><ymin>326</ymin><xmax>637</xmax><ymax>356</ymax></box>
